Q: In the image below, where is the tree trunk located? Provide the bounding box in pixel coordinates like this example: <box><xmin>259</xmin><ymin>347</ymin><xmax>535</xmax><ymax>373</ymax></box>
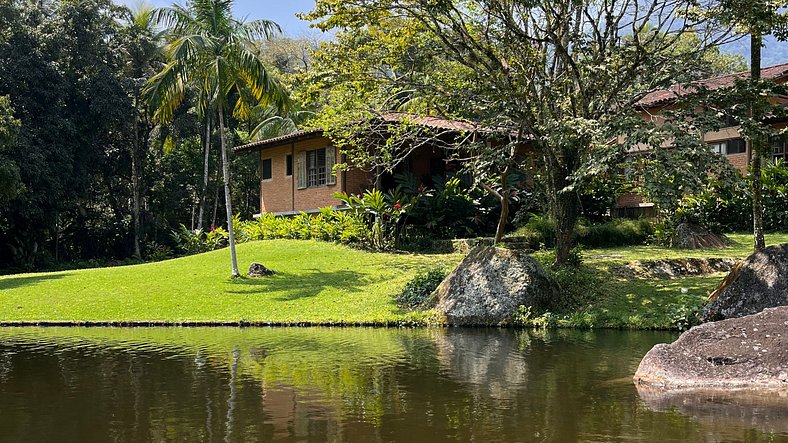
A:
<box><xmin>496</xmin><ymin>193</ymin><xmax>509</xmax><ymax>244</ymax></box>
<box><xmin>218</xmin><ymin>108</ymin><xmax>240</xmax><ymax>277</ymax></box>
<box><xmin>197</xmin><ymin>117</ymin><xmax>211</xmax><ymax>231</ymax></box>
<box><xmin>131</xmin><ymin>92</ymin><xmax>143</xmax><ymax>259</ymax></box>
<box><xmin>751</xmin><ymin>33</ymin><xmax>766</xmax><ymax>251</ymax></box>
<box><xmin>553</xmin><ymin>189</ymin><xmax>579</xmax><ymax>266</ymax></box>
<box><xmin>547</xmin><ymin>153</ymin><xmax>580</xmax><ymax>267</ymax></box>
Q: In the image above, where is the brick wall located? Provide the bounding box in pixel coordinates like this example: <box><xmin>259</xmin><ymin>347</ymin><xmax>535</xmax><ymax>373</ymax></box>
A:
<box><xmin>258</xmin><ymin>136</ymin><xmax>346</xmax><ymax>214</ymax></box>
<box><xmin>344</xmin><ymin>167</ymin><xmax>374</xmax><ymax>196</ymax></box>
<box><xmin>259</xmin><ymin>145</ymin><xmax>293</xmax><ymax>213</ymax></box>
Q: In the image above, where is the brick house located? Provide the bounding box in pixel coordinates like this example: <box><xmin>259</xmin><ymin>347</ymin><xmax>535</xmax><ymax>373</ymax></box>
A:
<box><xmin>237</xmin><ymin>63</ymin><xmax>788</xmax><ymax>218</ymax></box>
<box><xmin>233</xmin><ymin>114</ymin><xmax>479</xmax><ymax>216</ymax></box>
<box><xmin>614</xmin><ymin>61</ymin><xmax>788</xmax><ymax>217</ymax></box>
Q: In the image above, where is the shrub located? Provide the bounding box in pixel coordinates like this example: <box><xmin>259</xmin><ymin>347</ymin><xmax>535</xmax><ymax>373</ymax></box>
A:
<box><xmin>514</xmin><ymin>214</ymin><xmax>556</xmax><ymax>248</ymax></box>
<box><xmin>672</xmin><ymin>160</ymin><xmax>788</xmax><ymax>234</ymax></box>
<box><xmin>575</xmin><ymin>218</ymin><xmax>654</xmax><ymax>247</ymax></box>
<box><xmin>513</xmin><ymin>215</ymin><xmax>653</xmax><ymax>249</ymax></box>
<box><xmin>397</xmin><ymin>268</ymin><xmax>447</xmax><ymax>308</ymax></box>
<box><xmin>171</xmin><ymin>225</ymin><xmax>228</xmax><ymax>255</ymax></box>
<box><xmin>234</xmin><ymin>209</ymin><xmax>371</xmax><ymax>246</ymax></box>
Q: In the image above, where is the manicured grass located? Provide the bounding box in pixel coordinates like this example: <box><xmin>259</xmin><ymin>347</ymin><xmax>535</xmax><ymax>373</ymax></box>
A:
<box><xmin>0</xmin><ymin>240</ymin><xmax>461</xmax><ymax>325</ymax></box>
<box><xmin>583</xmin><ymin>232</ymin><xmax>788</xmax><ymax>263</ymax></box>
<box><xmin>2</xmin><ymin>232</ymin><xmax>785</xmax><ymax>329</ymax></box>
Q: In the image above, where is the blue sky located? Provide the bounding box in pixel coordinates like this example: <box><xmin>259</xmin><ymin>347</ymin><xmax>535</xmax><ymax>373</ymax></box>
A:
<box><xmin>116</xmin><ymin>0</ymin><xmax>321</xmax><ymax>37</ymax></box>
<box><xmin>115</xmin><ymin>0</ymin><xmax>788</xmax><ymax>66</ymax></box>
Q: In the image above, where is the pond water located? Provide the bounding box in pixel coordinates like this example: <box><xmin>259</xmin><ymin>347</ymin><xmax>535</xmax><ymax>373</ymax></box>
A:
<box><xmin>0</xmin><ymin>327</ymin><xmax>786</xmax><ymax>442</ymax></box>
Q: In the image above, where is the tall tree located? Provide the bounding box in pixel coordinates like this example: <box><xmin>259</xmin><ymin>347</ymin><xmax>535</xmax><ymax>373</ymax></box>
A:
<box><xmin>121</xmin><ymin>2</ymin><xmax>164</xmax><ymax>259</ymax></box>
<box><xmin>713</xmin><ymin>1</ymin><xmax>788</xmax><ymax>251</ymax></box>
<box><xmin>305</xmin><ymin>0</ymin><xmax>734</xmax><ymax>265</ymax></box>
<box><xmin>145</xmin><ymin>0</ymin><xmax>287</xmax><ymax>277</ymax></box>
<box><xmin>0</xmin><ymin>95</ymin><xmax>22</xmax><ymax>203</ymax></box>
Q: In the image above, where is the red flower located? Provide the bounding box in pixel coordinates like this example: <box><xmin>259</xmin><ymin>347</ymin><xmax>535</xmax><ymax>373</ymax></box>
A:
<box><xmin>393</xmin><ymin>203</ymin><xmax>402</xmax><ymax>210</ymax></box>
<box><xmin>210</xmin><ymin>224</ymin><xmax>216</xmax><ymax>233</ymax></box>
<box><xmin>417</xmin><ymin>185</ymin><xmax>424</xmax><ymax>193</ymax></box>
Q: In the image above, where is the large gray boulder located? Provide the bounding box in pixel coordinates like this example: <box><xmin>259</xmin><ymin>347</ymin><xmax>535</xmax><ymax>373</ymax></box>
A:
<box><xmin>702</xmin><ymin>244</ymin><xmax>788</xmax><ymax>322</ymax></box>
<box><xmin>634</xmin><ymin>306</ymin><xmax>788</xmax><ymax>390</ymax></box>
<box><xmin>434</xmin><ymin>246</ymin><xmax>559</xmax><ymax>326</ymax></box>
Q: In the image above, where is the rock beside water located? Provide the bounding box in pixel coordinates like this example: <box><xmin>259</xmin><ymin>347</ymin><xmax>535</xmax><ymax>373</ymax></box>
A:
<box><xmin>702</xmin><ymin>243</ymin><xmax>788</xmax><ymax>321</ymax></box>
<box><xmin>634</xmin><ymin>306</ymin><xmax>788</xmax><ymax>390</ymax></box>
<box><xmin>434</xmin><ymin>246</ymin><xmax>559</xmax><ymax>326</ymax></box>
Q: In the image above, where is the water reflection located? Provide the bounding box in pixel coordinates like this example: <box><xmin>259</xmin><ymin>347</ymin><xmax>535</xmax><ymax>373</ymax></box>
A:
<box><xmin>0</xmin><ymin>327</ymin><xmax>784</xmax><ymax>442</ymax></box>
<box><xmin>637</xmin><ymin>385</ymin><xmax>788</xmax><ymax>437</ymax></box>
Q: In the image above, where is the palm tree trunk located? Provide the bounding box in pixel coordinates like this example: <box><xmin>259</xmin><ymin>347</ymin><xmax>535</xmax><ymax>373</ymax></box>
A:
<box><xmin>197</xmin><ymin>117</ymin><xmax>211</xmax><ymax>231</ymax></box>
<box><xmin>218</xmin><ymin>108</ymin><xmax>240</xmax><ymax>277</ymax></box>
<box><xmin>751</xmin><ymin>33</ymin><xmax>765</xmax><ymax>251</ymax></box>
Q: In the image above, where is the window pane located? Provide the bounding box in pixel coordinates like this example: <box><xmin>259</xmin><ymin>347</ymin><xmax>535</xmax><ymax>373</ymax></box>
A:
<box><xmin>286</xmin><ymin>154</ymin><xmax>293</xmax><ymax>176</ymax></box>
<box><xmin>262</xmin><ymin>158</ymin><xmax>272</xmax><ymax>180</ymax></box>
<box><xmin>725</xmin><ymin>139</ymin><xmax>746</xmax><ymax>155</ymax></box>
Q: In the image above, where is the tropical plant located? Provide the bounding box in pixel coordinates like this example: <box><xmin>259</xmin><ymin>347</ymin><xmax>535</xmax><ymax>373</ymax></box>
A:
<box><xmin>335</xmin><ymin>189</ymin><xmax>417</xmax><ymax>249</ymax></box>
<box><xmin>145</xmin><ymin>0</ymin><xmax>288</xmax><ymax>276</ymax></box>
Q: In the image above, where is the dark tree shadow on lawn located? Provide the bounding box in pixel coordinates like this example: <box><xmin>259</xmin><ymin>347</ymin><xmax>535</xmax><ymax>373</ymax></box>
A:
<box><xmin>0</xmin><ymin>273</ymin><xmax>73</xmax><ymax>291</ymax></box>
<box><xmin>226</xmin><ymin>269</ymin><xmax>373</xmax><ymax>301</ymax></box>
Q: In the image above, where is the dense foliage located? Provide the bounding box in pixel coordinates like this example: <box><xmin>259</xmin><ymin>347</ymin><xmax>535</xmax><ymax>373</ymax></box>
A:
<box><xmin>0</xmin><ymin>0</ymin><xmax>284</xmax><ymax>272</ymax></box>
<box><xmin>514</xmin><ymin>216</ymin><xmax>655</xmax><ymax>250</ymax></box>
<box><xmin>675</xmin><ymin>160</ymin><xmax>788</xmax><ymax>233</ymax></box>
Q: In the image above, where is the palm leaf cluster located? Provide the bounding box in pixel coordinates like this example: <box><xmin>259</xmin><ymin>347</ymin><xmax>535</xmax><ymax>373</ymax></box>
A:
<box><xmin>144</xmin><ymin>0</ymin><xmax>287</xmax><ymax>124</ymax></box>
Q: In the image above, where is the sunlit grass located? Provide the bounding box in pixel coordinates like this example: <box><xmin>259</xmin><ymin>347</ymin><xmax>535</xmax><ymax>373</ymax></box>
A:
<box><xmin>0</xmin><ymin>240</ymin><xmax>461</xmax><ymax>325</ymax></box>
<box><xmin>583</xmin><ymin>232</ymin><xmax>788</xmax><ymax>263</ymax></box>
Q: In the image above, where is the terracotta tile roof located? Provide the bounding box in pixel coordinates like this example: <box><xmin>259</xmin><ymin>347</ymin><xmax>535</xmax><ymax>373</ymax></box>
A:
<box><xmin>379</xmin><ymin>112</ymin><xmax>480</xmax><ymax>132</ymax></box>
<box><xmin>637</xmin><ymin>62</ymin><xmax>788</xmax><ymax>108</ymax></box>
<box><xmin>233</xmin><ymin>113</ymin><xmax>481</xmax><ymax>153</ymax></box>
<box><xmin>233</xmin><ymin>129</ymin><xmax>323</xmax><ymax>153</ymax></box>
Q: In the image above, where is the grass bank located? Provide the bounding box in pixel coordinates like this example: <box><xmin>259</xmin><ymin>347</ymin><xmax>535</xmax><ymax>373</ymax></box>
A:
<box><xmin>1</xmin><ymin>234</ymin><xmax>785</xmax><ymax>329</ymax></box>
<box><xmin>531</xmin><ymin>233</ymin><xmax>788</xmax><ymax>330</ymax></box>
<box><xmin>0</xmin><ymin>240</ymin><xmax>460</xmax><ymax>326</ymax></box>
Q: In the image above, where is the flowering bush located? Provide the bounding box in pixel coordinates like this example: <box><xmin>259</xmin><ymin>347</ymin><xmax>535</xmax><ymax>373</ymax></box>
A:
<box><xmin>334</xmin><ymin>188</ymin><xmax>418</xmax><ymax>249</ymax></box>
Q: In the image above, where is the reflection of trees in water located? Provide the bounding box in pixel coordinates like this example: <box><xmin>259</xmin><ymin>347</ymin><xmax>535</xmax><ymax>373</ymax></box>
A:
<box><xmin>0</xmin><ymin>328</ymin><xmax>784</xmax><ymax>442</ymax></box>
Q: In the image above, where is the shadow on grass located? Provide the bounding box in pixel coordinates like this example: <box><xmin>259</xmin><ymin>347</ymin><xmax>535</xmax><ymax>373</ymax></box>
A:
<box><xmin>226</xmin><ymin>269</ymin><xmax>373</xmax><ymax>301</ymax></box>
<box><xmin>0</xmin><ymin>273</ymin><xmax>73</xmax><ymax>291</ymax></box>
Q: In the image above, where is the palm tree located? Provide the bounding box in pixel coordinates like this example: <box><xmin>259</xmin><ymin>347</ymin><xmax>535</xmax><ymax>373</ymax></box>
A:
<box><xmin>249</xmin><ymin>102</ymin><xmax>313</xmax><ymax>141</ymax></box>
<box><xmin>145</xmin><ymin>0</ymin><xmax>287</xmax><ymax>277</ymax></box>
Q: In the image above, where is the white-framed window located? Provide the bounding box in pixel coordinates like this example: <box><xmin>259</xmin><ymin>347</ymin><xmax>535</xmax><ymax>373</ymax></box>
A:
<box><xmin>772</xmin><ymin>138</ymin><xmax>786</xmax><ymax>163</ymax></box>
<box><xmin>307</xmin><ymin>149</ymin><xmax>327</xmax><ymax>187</ymax></box>
<box><xmin>296</xmin><ymin>146</ymin><xmax>336</xmax><ymax>189</ymax></box>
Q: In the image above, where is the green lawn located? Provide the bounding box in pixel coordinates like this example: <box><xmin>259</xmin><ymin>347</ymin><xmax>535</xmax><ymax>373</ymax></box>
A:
<box><xmin>546</xmin><ymin>232</ymin><xmax>788</xmax><ymax>329</ymax></box>
<box><xmin>0</xmin><ymin>240</ymin><xmax>461</xmax><ymax>325</ymax></box>
<box><xmin>1</xmin><ymin>233</ymin><xmax>785</xmax><ymax>329</ymax></box>
<box><xmin>584</xmin><ymin>232</ymin><xmax>788</xmax><ymax>263</ymax></box>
